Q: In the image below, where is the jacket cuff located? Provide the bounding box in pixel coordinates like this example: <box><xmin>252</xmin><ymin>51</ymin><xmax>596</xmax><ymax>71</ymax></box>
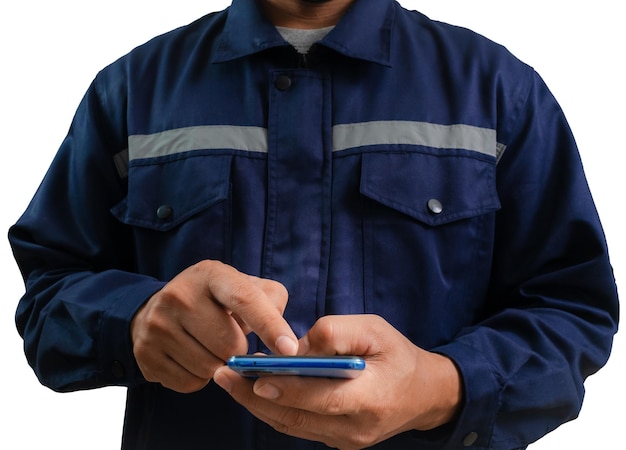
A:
<box><xmin>98</xmin><ymin>278</ymin><xmax>166</xmax><ymax>387</ymax></box>
<box><xmin>432</xmin><ymin>341</ymin><xmax>502</xmax><ymax>449</ymax></box>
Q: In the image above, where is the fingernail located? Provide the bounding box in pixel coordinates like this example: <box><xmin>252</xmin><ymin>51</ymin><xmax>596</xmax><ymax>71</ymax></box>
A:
<box><xmin>254</xmin><ymin>382</ymin><xmax>280</xmax><ymax>400</ymax></box>
<box><xmin>213</xmin><ymin>368</ymin><xmax>233</xmax><ymax>393</ymax></box>
<box><xmin>276</xmin><ymin>335</ymin><xmax>298</xmax><ymax>355</ymax></box>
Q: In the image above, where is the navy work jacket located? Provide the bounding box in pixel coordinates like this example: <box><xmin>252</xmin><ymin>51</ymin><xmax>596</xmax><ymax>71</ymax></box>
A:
<box><xmin>10</xmin><ymin>0</ymin><xmax>619</xmax><ymax>449</ymax></box>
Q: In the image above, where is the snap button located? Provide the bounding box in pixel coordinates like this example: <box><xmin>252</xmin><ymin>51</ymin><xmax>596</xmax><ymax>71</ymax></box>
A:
<box><xmin>275</xmin><ymin>75</ymin><xmax>292</xmax><ymax>91</ymax></box>
<box><xmin>156</xmin><ymin>204</ymin><xmax>173</xmax><ymax>220</ymax></box>
<box><xmin>427</xmin><ymin>198</ymin><xmax>443</xmax><ymax>215</ymax></box>
<box><xmin>463</xmin><ymin>431</ymin><xmax>479</xmax><ymax>447</ymax></box>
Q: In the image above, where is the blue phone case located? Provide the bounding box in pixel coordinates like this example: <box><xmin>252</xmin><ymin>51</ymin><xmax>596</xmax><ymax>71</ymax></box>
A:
<box><xmin>227</xmin><ymin>355</ymin><xmax>366</xmax><ymax>378</ymax></box>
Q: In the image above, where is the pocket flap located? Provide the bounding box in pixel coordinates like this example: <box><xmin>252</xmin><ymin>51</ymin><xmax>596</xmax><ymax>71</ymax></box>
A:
<box><xmin>111</xmin><ymin>154</ymin><xmax>232</xmax><ymax>231</ymax></box>
<box><xmin>360</xmin><ymin>152</ymin><xmax>500</xmax><ymax>225</ymax></box>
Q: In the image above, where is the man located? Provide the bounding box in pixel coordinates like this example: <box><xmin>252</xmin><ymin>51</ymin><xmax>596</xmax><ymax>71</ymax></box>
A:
<box><xmin>9</xmin><ymin>0</ymin><xmax>618</xmax><ymax>449</ymax></box>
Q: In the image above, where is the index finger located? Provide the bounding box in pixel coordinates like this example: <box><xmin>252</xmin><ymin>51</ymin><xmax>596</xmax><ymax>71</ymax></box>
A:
<box><xmin>201</xmin><ymin>261</ymin><xmax>299</xmax><ymax>356</ymax></box>
<box><xmin>300</xmin><ymin>314</ymin><xmax>387</xmax><ymax>357</ymax></box>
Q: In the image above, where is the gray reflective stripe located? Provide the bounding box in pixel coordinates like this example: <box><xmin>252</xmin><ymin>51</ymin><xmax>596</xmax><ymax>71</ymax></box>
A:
<box><xmin>128</xmin><ymin>125</ymin><xmax>268</xmax><ymax>161</ymax></box>
<box><xmin>125</xmin><ymin>121</ymin><xmax>503</xmax><ymax>165</ymax></box>
<box><xmin>332</xmin><ymin>121</ymin><xmax>499</xmax><ymax>158</ymax></box>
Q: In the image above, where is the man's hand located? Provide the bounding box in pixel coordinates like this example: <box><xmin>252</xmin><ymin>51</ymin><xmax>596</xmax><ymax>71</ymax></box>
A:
<box><xmin>131</xmin><ymin>260</ymin><xmax>298</xmax><ymax>393</ymax></box>
<box><xmin>213</xmin><ymin>315</ymin><xmax>462</xmax><ymax>449</ymax></box>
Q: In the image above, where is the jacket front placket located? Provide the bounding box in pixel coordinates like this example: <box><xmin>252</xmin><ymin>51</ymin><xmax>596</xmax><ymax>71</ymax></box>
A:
<box><xmin>262</xmin><ymin>65</ymin><xmax>332</xmax><ymax>341</ymax></box>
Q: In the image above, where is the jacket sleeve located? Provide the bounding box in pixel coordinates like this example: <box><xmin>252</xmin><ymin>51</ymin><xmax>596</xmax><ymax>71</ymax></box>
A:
<box><xmin>9</xmin><ymin>70</ymin><xmax>165</xmax><ymax>392</ymax></box>
<box><xmin>434</xmin><ymin>71</ymin><xmax>619</xmax><ymax>449</ymax></box>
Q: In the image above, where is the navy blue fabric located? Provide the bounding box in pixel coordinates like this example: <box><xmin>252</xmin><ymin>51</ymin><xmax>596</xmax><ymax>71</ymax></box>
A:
<box><xmin>10</xmin><ymin>0</ymin><xmax>618</xmax><ymax>448</ymax></box>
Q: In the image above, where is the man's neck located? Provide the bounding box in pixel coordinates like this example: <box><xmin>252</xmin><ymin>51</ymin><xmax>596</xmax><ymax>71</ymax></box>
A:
<box><xmin>259</xmin><ymin>0</ymin><xmax>356</xmax><ymax>29</ymax></box>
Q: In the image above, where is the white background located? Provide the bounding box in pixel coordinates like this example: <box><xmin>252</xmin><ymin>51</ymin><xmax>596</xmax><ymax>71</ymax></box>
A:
<box><xmin>1</xmin><ymin>1</ymin><xmax>623</xmax><ymax>448</ymax></box>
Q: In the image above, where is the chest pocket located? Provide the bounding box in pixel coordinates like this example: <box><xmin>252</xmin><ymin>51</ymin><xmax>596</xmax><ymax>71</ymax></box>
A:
<box><xmin>110</xmin><ymin>153</ymin><xmax>233</xmax><ymax>277</ymax></box>
<box><xmin>360</xmin><ymin>151</ymin><xmax>500</xmax><ymax>225</ymax></box>
<box><xmin>358</xmin><ymin>151</ymin><xmax>500</xmax><ymax>346</ymax></box>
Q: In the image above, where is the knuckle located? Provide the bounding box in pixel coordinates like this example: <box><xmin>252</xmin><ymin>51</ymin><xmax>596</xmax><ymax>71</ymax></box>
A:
<box><xmin>369</xmin><ymin>314</ymin><xmax>388</xmax><ymax>328</ymax></box>
<box><xmin>182</xmin><ymin>378</ymin><xmax>210</xmax><ymax>393</ymax></box>
<box><xmin>150</xmin><ymin>287</ymin><xmax>188</xmax><ymax>317</ymax></box>
<box><xmin>323</xmin><ymin>389</ymin><xmax>347</xmax><ymax>415</ymax></box>
<box><xmin>261</xmin><ymin>279</ymin><xmax>288</xmax><ymax>302</ymax></box>
<box><xmin>228</xmin><ymin>281</ymin><xmax>261</xmax><ymax>310</ymax></box>
<box><xmin>141</xmin><ymin>309</ymin><xmax>173</xmax><ymax>337</ymax></box>
<box><xmin>193</xmin><ymin>358</ymin><xmax>222</xmax><ymax>380</ymax></box>
<box><xmin>192</xmin><ymin>259</ymin><xmax>220</xmax><ymax>276</ymax></box>
<box><xmin>365</xmin><ymin>401</ymin><xmax>387</xmax><ymax>424</ymax></box>
<box><xmin>132</xmin><ymin>341</ymin><xmax>150</xmax><ymax>362</ymax></box>
<box><xmin>278</xmin><ymin>408</ymin><xmax>310</xmax><ymax>431</ymax></box>
<box><xmin>340</xmin><ymin>403</ymin><xmax>386</xmax><ymax>449</ymax></box>
<box><xmin>312</xmin><ymin>316</ymin><xmax>336</xmax><ymax>342</ymax></box>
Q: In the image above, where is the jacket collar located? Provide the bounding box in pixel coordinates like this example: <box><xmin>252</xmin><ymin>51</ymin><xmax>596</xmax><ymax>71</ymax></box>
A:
<box><xmin>212</xmin><ymin>0</ymin><xmax>395</xmax><ymax>66</ymax></box>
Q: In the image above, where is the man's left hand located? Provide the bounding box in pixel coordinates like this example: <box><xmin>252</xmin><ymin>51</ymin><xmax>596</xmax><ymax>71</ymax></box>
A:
<box><xmin>214</xmin><ymin>314</ymin><xmax>462</xmax><ymax>449</ymax></box>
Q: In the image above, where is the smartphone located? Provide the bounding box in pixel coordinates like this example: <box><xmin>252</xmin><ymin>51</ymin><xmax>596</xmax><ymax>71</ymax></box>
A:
<box><xmin>227</xmin><ymin>355</ymin><xmax>366</xmax><ymax>378</ymax></box>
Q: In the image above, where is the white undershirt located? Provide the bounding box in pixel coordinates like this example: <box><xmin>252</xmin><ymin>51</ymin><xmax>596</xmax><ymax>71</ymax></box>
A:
<box><xmin>276</xmin><ymin>26</ymin><xmax>335</xmax><ymax>55</ymax></box>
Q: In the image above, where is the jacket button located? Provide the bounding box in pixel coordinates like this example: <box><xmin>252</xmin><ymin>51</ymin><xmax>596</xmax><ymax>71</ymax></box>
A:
<box><xmin>156</xmin><ymin>204</ymin><xmax>173</xmax><ymax>220</ymax></box>
<box><xmin>275</xmin><ymin>75</ymin><xmax>292</xmax><ymax>91</ymax></box>
<box><xmin>427</xmin><ymin>198</ymin><xmax>443</xmax><ymax>215</ymax></box>
<box><xmin>463</xmin><ymin>432</ymin><xmax>478</xmax><ymax>447</ymax></box>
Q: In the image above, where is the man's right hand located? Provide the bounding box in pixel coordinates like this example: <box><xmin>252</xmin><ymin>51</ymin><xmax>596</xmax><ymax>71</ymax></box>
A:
<box><xmin>131</xmin><ymin>260</ymin><xmax>298</xmax><ymax>393</ymax></box>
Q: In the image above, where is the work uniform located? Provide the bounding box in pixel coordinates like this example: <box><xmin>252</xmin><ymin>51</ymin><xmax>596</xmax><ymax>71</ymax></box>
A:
<box><xmin>10</xmin><ymin>0</ymin><xmax>619</xmax><ymax>448</ymax></box>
